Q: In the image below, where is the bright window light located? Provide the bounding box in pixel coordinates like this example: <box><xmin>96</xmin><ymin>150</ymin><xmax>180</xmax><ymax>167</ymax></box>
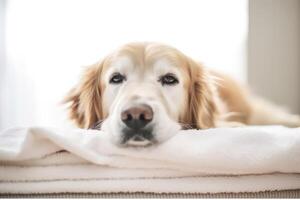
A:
<box><xmin>1</xmin><ymin>0</ymin><xmax>248</xmax><ymax>129</ymax></box>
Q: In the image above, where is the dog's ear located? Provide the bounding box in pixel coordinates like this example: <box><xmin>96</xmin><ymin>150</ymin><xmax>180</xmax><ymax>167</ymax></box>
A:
<box><xmin>183</xmin><ymin>58</ymin><xmax>219</xmax><ymax>129</ymax></box>
<box><xmin>63</xmin><ymin>61</ymin><xmax>104</xmax><ymax>129</ymax></box>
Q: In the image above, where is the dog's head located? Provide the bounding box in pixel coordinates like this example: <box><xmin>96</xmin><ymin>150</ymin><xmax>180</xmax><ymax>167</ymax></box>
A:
<box><xmin>64</xmin><ymin>42</ymin><xmax>219</xmax><ymax>146</ymax></box>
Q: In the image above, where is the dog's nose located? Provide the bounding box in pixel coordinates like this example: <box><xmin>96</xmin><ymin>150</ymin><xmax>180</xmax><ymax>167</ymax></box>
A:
<box><xmin>121</xmin><ymin>104</ymin><xmax>153</xmax><ymax>130</ymax></box>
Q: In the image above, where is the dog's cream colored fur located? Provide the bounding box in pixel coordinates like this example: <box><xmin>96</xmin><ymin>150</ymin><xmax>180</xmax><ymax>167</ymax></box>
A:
<box><xmin>64</xmin><ymin>42</ymin><xmax>300</xmax><ymax>141</ymax></box>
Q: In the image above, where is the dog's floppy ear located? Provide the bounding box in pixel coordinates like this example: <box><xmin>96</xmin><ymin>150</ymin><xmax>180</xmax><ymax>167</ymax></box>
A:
<box><xmin>63</xmin><ymin>61</ymin><xmax>104</xmax><ymax>129</ymax></box>
<box><xmin>184</xmin><ymin>58</ymin><xmax>219</xmax><ymax>129</ymax></box>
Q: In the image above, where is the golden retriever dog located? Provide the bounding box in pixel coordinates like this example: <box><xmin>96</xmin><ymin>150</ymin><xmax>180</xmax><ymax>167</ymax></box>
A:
<box><xmin>64</xmin><ymin>42</ymin><xmax>300</xmax><ymax>146</ymax></box>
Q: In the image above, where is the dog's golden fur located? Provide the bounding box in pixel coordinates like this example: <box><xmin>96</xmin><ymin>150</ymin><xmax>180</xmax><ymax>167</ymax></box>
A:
<box><xmin>64</xmin><ymin>61</ymin><xmax>105</xmax><ymax>128</ymax></box>
<box><xmin>64</xmin><ymin>42</ymin><xmax>300</xmax><ymax>130</ymax></box>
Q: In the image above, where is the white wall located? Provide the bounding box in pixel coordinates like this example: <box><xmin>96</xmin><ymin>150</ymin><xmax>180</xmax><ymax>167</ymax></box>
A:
<box><xmin>248</xmin><ymin>0</ymin><xmax>300</xmax><ymax>114</ymax></box>
<box><xmin>0</xmin><ymin>0</ymin><xmax>6</xmax><ymax>129</ymax></box>
<box><xmin>1</xmin><ymin>0</ymin><xmax>248</xmax><ymax>130</ymax></box>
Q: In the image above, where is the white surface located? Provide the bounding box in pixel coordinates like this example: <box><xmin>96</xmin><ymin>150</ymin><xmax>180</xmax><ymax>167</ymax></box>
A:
<box><xmin>1</xmin><ymin>126</ymin><xmax>300</xmax><ymax>194</ymax></box>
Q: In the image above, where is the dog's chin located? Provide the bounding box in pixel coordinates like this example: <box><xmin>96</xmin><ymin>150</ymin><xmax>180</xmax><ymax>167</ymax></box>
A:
<box><xmin>102</xmin><ymin>128</ymin><xmax>157</xmax><ymax>148</ymax></box>
<box><xmin>120</xmin><ymin>130</ymin><xmax>158</xmax><ymax>148</ymax></box>
<box><xmin>123</xmin><ymin>139</ymin><xmax>156</xmax><ymax>147</ymax></box>
<box><xmin>110</xmin><ymin>136</ymin><xmax>157</xmax><ymax>148</ymax></box>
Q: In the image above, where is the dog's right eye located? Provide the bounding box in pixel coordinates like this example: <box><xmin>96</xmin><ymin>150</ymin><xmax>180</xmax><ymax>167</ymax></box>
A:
<box><xmin>109</xmin><ymin>73</ymin><xmax>126</xmax><ymax>84</ymax></box>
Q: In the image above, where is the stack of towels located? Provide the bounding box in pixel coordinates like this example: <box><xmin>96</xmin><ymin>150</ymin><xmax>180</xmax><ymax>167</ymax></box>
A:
<box><xmin>0</xmin><ymin>126</ymin><xmax>300</xmax><ymax>194</ymax></box>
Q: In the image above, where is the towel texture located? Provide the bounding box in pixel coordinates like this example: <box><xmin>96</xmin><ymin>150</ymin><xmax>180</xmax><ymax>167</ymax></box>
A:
<box><xmin>0</xmin><ymin>126</ymin><xmax>300</xmax><ymax>194</ymax></box>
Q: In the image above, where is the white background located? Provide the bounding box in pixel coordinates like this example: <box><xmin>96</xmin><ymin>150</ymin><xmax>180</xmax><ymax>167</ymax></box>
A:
<box><xmin>0</xmin><ymin>0</ymin><xmax>248</xmax><ymax>130</ymax></box>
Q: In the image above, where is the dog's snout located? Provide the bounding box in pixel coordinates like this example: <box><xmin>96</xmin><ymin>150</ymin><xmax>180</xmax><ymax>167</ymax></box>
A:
<box><xmin>121</xmin><ymin>104</ymin><xmax>153</xmax><ymax>130</ymax></box>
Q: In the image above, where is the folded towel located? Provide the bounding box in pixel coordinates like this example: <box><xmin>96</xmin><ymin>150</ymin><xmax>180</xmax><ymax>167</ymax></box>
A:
<box><xmin>1</xmin><ymin>126</ymin><xmax>300</xmax><ymax>194</ymax></box>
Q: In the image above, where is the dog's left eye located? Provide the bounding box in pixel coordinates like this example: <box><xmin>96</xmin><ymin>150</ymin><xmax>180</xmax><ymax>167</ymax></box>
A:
<box><xmin>159</xmin><ymin>73</ymin><xmax>179</xmax><ymax>86</ymax></box>
<box><xmin>109</xmin><ymin>73</ymin><xmax>126</xmax><ymax>84</ymax></box>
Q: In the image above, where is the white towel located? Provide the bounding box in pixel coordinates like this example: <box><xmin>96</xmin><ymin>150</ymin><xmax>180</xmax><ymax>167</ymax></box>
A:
<box><xmin>1</xmin><ymin>126</ymin><xmax>300</xmax><ymax>194</ymax></box>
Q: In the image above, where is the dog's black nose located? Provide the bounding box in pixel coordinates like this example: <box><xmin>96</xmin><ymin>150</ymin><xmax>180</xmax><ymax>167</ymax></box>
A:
<box><xmin>121</xmin><ymin>104</ymin><xmax>153</xmax><ymax>130</ymax></box>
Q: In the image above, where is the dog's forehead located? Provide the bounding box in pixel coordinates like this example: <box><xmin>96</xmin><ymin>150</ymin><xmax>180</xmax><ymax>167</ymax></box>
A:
<box><xmin>109</xmin><ymin>55</ymin><xmax>134</xmax><ymax>71</ymax></box>
<box><xmin>108</xmin><ymin>54</ymin><xmax>180</xmax><ymax>73</ymax></box>
<box><xmin>152</xmin><ymin>58</ymin><xmax>178</xmax><ymax>74</ymax></box>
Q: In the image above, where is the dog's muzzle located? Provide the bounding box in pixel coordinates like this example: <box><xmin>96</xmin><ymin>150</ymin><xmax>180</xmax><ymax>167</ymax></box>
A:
<box><xmin>121</xmin><ymin>104</ymin><xmax>154</xmax><ymax>146</ymax></box>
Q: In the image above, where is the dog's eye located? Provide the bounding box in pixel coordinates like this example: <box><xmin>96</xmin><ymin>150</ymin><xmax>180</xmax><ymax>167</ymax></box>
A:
<box><xmin>159</xmin><ymin>73</ymin><xmax>179</xmax><ymax>86</ymax></box>
<box><xmin>109</xmin><ymin>73</ymin><xmax>126</xmax><ymax>84</ymax></box>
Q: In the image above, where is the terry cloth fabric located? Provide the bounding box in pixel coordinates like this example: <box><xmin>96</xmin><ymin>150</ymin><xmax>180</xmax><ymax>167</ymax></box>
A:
<box><xmin>0</xmin><ymin>126</ymin><xmax>300</xmax><ymax>195</ymax></box>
